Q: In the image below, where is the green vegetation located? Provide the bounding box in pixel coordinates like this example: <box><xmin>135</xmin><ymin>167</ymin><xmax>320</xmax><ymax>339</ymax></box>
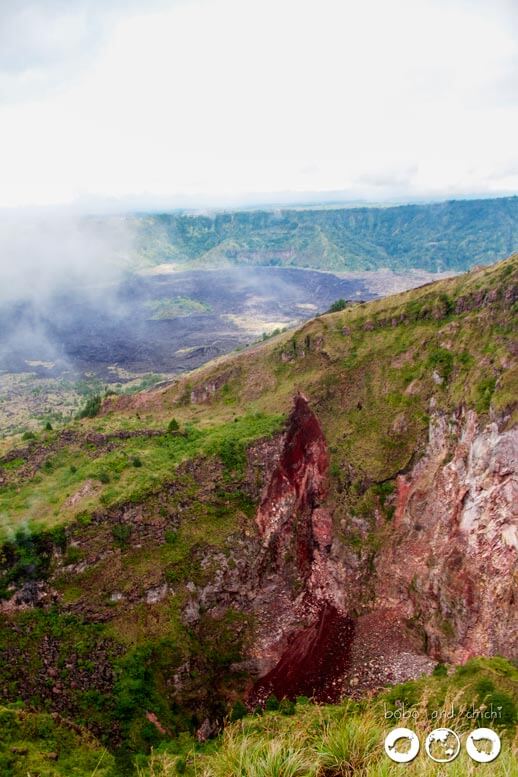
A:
<box><xmin>0</xmin><ymin>704</ymin><xmax>113</xmax><ymax>776</ymax></box>
<box><xmin>78</xmin><ymin>394</ymin><xmax>102</xmax><ymax>419</ymax></box>
<box><xmin>1</xmin><ymin>653</ymin><xmax>514</xmax><ymax>777</ymax></box>
<box><xmin>261</xmin><ymin>327</ymin><xmax>287</xmax><ymax>341</ymax></box>
<box><xmin>0</xmin><ymin>256</ymin><xmax>516</xmax><ymax>775</ymax></box>
<box><xmin>327</xmin><ymin>298</ymin><xmax>349</xmax><ymax>313</ymax></box>
<box><xmin>132</xmin><ymin>197</ymin><xmax>518</xmax><ymax>272</ymax></box>
<box><xmin>137</xmin><ymin>657</ymin><xmax>517</xmax><ymax>776</ymax></box>
<box><xmin>0</xmin><ymin>411</ymin><xmax>283</xmax><ymax>539</ymax></box>
<box><xmin>0</xmin><ymin>526</ymin><xmax>66</xmax><ymax>599</ymax></box>
<box><xmin>122</xmin><ymin>375</ymin><xmax>165</xmax><ymax>395</ymax></box>
<box><xmin>144</xmin><ymin>297</ymin><xmax>212</xmax><ymax>320</ymax></box>
<box><xmin>427</xmin><ymin>347</ymin><xmax>454</xmax><ymax>382</ymax></box>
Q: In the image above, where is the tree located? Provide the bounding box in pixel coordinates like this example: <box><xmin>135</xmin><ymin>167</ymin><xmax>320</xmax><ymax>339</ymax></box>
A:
<box><xmin>327</xmin><ymin>298</ymin><xmax>349</xmax><ymax>313</ymax></box>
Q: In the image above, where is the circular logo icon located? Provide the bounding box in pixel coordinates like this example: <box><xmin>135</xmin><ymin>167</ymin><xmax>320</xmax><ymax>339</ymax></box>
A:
<box><xmin>425</xmin><ymin>728</ymin><xmax>460</xmax><ymax>763</ymax></box>
<box><xmin>384</xmin><ymin>727</ymin><xmax>420</xmax><ymax>763</ymax></box>
<box><xmin>466</xmin><ymin>728</ymin><xmax>501</xmax><ymax>763</ymax></box>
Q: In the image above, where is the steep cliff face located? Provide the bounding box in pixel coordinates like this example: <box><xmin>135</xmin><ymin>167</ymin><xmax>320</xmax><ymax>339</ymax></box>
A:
<box><xmin>374</xmin><ymin>408</ymin><xmax>518</xmax><ymax>663</ymax></box>
<box><xmin>248</xmin><ymin>396</ymin><xmax>517</xmax><ymax>701</ymax></box>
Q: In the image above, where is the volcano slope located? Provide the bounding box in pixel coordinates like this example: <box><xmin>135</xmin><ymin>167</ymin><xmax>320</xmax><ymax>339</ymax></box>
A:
<box><xmin>0</xmin><ymin>255</ymin><xmax>516</xmax><ymax>771</ymax></box>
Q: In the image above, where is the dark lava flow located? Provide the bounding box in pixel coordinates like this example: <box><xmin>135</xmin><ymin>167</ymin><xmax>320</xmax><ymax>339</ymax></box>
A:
<box><xmin>0</xmin><ymin>267</ymin><xmax>375</xmax><ymax>379</ymax></box>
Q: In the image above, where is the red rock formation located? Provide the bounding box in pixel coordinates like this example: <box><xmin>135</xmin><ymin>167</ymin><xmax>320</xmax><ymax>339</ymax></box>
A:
<box><xmin>251</xmin><ymin>394</ymin><xmax>354</xmax><ymax>702</ymax></box>
<box><xmin>375</xmin><ymin>409</ymin><xmax>518</xmax><ymax>663</ymax></box>
<box><xmin>256</xmin><ymin>391</ymin><xmax>329</xmax><ymax>560</ymax></box>
<box><xmin>250</xmin><ymin>397</ymin><xmax>517</xmax><ymax>703</ymax></box>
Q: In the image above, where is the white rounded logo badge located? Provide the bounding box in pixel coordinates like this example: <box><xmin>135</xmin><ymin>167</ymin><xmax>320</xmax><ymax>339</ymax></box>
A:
<box><xmin>384</xmin><ymin>727</ymin><xmax>420</xmax><ymax>763</ymax></box>
<box><xmin>424</xmin><ymin>727</ymin><xmax>460</xmax><ymax>762</ymax></box>
<box><xmin>466</xmin><ymin>728</ymin><xmax>501</xmax><ymax>763</ymax></box>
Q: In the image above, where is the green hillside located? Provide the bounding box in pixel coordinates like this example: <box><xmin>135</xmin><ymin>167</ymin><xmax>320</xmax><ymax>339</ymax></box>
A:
<box><xmin>131</xmin><ymin>196</ymin><xmax>518</xmax><ymax>272</ymax></box>
<box><xmin>0</xmin><ymin>255</ymin><xmax>516</xmax><ymax>775</ymax></box>
<box><xmin>0</xmin><ymin>704</ymin><xmax>113</xmax><ymax>776</ymax></box>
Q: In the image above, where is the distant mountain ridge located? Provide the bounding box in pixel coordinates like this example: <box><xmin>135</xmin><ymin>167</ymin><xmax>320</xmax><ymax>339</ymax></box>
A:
<box><xmin>131</xmin><ymin>195</ymin><xmax>518</xmax><ymax>272</ymax></box>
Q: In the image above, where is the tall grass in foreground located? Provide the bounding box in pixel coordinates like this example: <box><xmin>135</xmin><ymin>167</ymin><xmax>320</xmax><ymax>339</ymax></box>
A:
<box><xmin>139</xmin><ymin>698</ymin><xmax>517</xmax><ymax>777</ymax></box>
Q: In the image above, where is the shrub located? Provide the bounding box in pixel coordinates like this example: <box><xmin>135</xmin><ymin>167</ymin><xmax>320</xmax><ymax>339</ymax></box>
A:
<box><xmin>63</xmin><ymin>546</ymin><xmax>82</xmax><ymax>566</ymax></box>
<box><xmin>217</xmin><ymin>438</ymin><xmax>245</xmax><ymax>473</ymax></box>
<box><xmin>78</xmin><ymin>394</ymin><xmax>102</xmax><ymax>419</ymax></box>
<box><xmin>330</xmin><ymin>462</ymin><xmax>341</xmax><ymax>479</ymax></box>
<box><xmin>384</xmin><ymin>681</ymin><xmax>420</xmax><ymax>708</ymax></box>
<box><xmin>168</xmin><ymin>418</ymin><xmax>180</xmax><ymax>433</ymax></box>
<box><xmin>264</xmin><ymin>695</ymin><xmax>279</xmax><ymax>712</ymax></box>
<box><xmin>0</xmin><ymin>528</ymin><xmax>57</xmax><ymax>589</ymax></box>
<box><xmin>455</xmin><ymin>660</ymin><xmax>480</xmax><ymax>678</ymax></box>
<box><xmin>475</xmin><ymin>376</ymin><xmax>496</xmax><ymax>413</ymax></box>
<box><xmin>132</xmin><ymin>456</ymin><xmax>143</xmax><ymax>468</ymax></box>
<box><xmin>328</xmin><ymin>298</ymin><xmax>349</xmax><ymax>313</ymax></box>
<box><xmin>279</xmin><ymin>698</ymin><xmax>296</xmax><ymax>715</ymax></box>
<box><xmin>438</xmin><ymin>292</ymin><xmax>454</xmax><ymax>315</ymax></box>
<box><xmin>475</xmin><ymin>677</ymin><xmax>495</xmax><ymax>697</ymax></box>
<box><xmin>427</xmin><ymin>347</ymin><xmax>454</xmax><ymax>381</ymax></box>
<box><xmin>229</xmin><ymin>700</ymin><xmax>247</xmax><ymax>722</ymax></box>
<box><xmin>111</xmin><ymin>524</ymin><xmax>132</xmax><ymax>546</ymax></box>
<box><xmin>487</xmin><ymin>690</ymin><xmax>516</xmax><ymax>725</ymax></box>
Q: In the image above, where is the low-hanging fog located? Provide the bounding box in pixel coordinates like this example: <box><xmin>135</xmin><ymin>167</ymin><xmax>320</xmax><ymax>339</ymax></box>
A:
<box><xmin>0</xmin><ymin>210</ymin><xmax>135</xmax><ymax>373</ymax></box>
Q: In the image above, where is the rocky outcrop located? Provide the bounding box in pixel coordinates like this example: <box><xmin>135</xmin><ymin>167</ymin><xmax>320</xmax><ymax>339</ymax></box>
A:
<box><xmin>256</xmin><ymin>392</ymin><xmax>329</xmax><ymax>566</ymax></box>
<box><xmin>248</xmin><ymin>397</ymin><xmax>517</xmax><ymax>702</ymax></box>
<box><xmin>190</xmin><ymin>369</ymin><xmax>237</xmax><ymax>404</ymax></box>
<box><xmin>250</xmin><ymin>394</ymin><xmax>354</xmax><ymax>701</ymax></box>
<box><xmin>374</xmin><ymin>408</ymin><xmax>518</xmax><ymax>663</ymax></box>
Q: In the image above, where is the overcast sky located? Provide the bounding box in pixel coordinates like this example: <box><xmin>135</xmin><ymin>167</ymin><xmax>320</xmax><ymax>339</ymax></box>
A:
<box><xmin>1</xmin><ymin>0</ymin><xmax>517</xmax><ymax>210</ymax></box>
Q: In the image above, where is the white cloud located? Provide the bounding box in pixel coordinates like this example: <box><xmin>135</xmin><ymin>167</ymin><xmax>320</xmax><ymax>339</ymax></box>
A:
<box><xmin>0</xmin><ymin>0</ymin><xmax>517</xmax><ymax>207</ymax></box>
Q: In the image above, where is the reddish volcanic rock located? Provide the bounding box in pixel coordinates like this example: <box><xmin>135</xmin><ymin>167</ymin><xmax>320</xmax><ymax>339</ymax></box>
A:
<box><xmin>168</xmin><ymin>392</ymin><xmax>516</xmax><ymax>710</ymax></box>
<box><xmin>256</xmin><ymin>392</ymin><xmax>330</xmax><ymax>578</ymax></box>
<box><xmin>249</xmin><ymin>397</ymin><xmax>517</xmax><ymax>705</ymax></box>
<box><xmin>251</xmin><ymin>604</ymin><xmax>354</xmax><ymax>704</ymax></box>
<box><xmin>257</xmin><ymin>394</ymin><xmax>329</xmax><ymax>545</ymax></box>
<box><xmin>375</xmin><ymin>409</ymin><xmax>518</xmax><ymax>663</ymax></box>
<box><xmin>249</xmin><ymin>394</ymin><xmax>354</xmax><ymax>698</ymax></box>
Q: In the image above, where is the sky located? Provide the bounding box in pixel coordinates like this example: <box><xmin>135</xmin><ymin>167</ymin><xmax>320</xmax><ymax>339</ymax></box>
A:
<box><xmin>1</xmin><ymin>0</ymin><xmax>518</xmax><ymax>210</ymax></box>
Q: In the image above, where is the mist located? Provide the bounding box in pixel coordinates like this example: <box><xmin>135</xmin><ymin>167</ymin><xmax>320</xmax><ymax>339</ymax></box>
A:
<box><xmin>0</xmin><ymin>210</ymin><xmax>133</xmax><ymax>304</ymax></box>
<box><xmin>0</xmin><ymin>210</ymin><xmax>135</xmax><ymax>372</ymax></box>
